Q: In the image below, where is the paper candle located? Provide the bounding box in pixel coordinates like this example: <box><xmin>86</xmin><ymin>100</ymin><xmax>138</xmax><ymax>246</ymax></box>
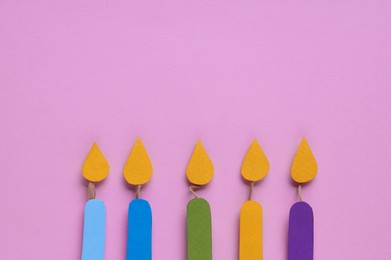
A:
<box><xmin>288</xmin><ymin>137</ymin><xmax>318</xmax><ymax>260</ymax></box>
<box><xmin>186</xmin><ymin>140</ymin><xmax>214</xmax><ymax>260</ymax></box>
<box><xmin>124</xmin><ymin>138</ymin><xmax>153</xmax><ymax>260</ymax></box>
<box><xmin>240</xmin><ymin>139</ymin><xmax>270</xmax><ymax>260</ymax></box>
<box><xmin>81</xmin><ymin>143</ymin><xmax>110</xmax><ymax>260</ymax></box>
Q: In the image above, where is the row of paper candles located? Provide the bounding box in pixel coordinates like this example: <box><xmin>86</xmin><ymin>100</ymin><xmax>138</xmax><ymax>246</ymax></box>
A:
<box><xmin>81</xmin><ymin>137</ymin><xmax>318</xmax><ymax>260</ymax></box>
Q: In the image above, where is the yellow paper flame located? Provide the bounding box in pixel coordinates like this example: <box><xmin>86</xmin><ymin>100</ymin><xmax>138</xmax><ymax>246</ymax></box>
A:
<box><xmin>82</xmin><ymin>143</ymin><xmax>110</xmax><ymax>182</ymax></box>
<box><xmin>291</xmin><ymin>137</ymin><xmax>318</xmax><ymax>183</ymax></box>
<box><xmin>186</xmin><ymin>140</ymin><xmax>214</xmax><ymax>185</ymax></box>
<box><xmin>124</xmin><ymin>138</ymin><xmax>153</xmax><ymax>185</ymax></box>
<box><xmin>241</xmin><ymin>139</ymin><xmax>270</xmax><ymax>182</ymax></box>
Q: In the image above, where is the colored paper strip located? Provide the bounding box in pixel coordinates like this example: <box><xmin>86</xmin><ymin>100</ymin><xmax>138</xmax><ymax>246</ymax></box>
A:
<box><xmin>81</xmin><ymin>199</ymin><xmax>106</xmax><ymax>260</ymax></box>
<box><xmin>126</xmin><ymin>199</ymin><xmax>152</xmax><ymax>260</ymax></box>
<box><xmin>187</xmin><ymin>198</ymin><xmax>212</xmax><ymax>260</ymax></box>
<box><xmin>239</xmin><ymin>200</ymin><xmax>263</xmax><ymax>260</ymax></box>
<box><xmin>288</xmin><ymin>201</ymin><xmax>314</xmax><ymax>260</ymax></box>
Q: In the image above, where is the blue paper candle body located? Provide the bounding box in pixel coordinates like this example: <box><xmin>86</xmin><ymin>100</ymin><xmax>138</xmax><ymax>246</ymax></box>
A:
<box><xmin>81</xmin><ymin>199</ymin><xmax>106</xmax><ymax>260</ymax></box>
<box><xmin>126</xmin><ymin>199</ymin><xmax>152</xmax><ymax>260</ymax></box>
<box><xmin>288</xmin><ymin>201</ymin><xmax>314</xmax><ymax>260</ymax></box>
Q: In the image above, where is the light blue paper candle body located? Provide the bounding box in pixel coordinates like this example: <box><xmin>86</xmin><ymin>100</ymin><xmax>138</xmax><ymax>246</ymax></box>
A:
<box><xmin>81</xmin><ymin>199</ymin><xmax>106</xmax><ymax>260</ymax></box>
<box><xmin>126</xmin><ymin>199</ymin><xmax>152</xmax><ymax>260</ymax></box>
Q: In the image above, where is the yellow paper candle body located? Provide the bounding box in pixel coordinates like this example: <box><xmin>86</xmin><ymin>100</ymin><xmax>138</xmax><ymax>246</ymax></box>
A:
<box><xmin>124</xmin><ymin>138</ymin><xmax>153</xmax><ymax>185</ymax></box>
<box><xmin>186</xmin><ymin>140</ymin><xmax>214</xmax><ymax>185</ymax></box>
<box><xmin>82</xmin><ymin>143</ymin><xmax>110</xmax><ymax>182</ymax></box>
<box><xmin>291</xmin><ymin>137</ymin><xmax>318</xmax><ymax>183</ymax></box>
<box><xmin>240</xmin><ymin>200</ymin><xmax>263</xmax><ymax>260</ymax></box>
<box><xmin>241</xmin><ymin>139</ymin><xmax>270</xmax><ymax>182</ymax></box>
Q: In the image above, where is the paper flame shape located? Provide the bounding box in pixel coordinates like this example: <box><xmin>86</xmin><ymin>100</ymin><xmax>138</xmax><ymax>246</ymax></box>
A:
<box><xmin>82</xmin><ymin>143</ymin><xmax>110</xmax><ymax>182</ymax></box>
<box><xmin>291</xmin><ymin>137</ymin><xmax>318</xmax><ymax>183</ymax></box>
<box><xmin>186</xmin><ymin>140</ymin><xmax>214</xmax><ymax>185</ymax></box>
<box><xmin>241</xmin><ymin>139</ymin><xmax>270</xmax><ymax>182</ymax></box>
<box><xmin>124</xmin><ymin>138</ymin><xmax>153</xmax><ymax>185</ymax></box>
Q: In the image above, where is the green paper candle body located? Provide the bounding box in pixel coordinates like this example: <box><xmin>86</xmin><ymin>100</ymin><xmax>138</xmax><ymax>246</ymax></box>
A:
<box><xmin>187</xmin><ymin>198</ymin><xmax>212</xmax><ymax>260</ymax></box>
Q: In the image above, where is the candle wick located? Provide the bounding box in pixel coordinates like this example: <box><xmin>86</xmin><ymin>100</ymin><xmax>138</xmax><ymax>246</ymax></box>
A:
<box><xmin>135</xmin><ymin>184</ymin><xmax>142</xmax><ymax>199</ymax></box>
<box><xmin>87</xmin><ymin>182</ymin><xmax>96</xmax><ymax>200</ymax></box>
<box><xmin>248</xmin><ymin>181</ymin><xmax>255</xmax><ymax>201</ymax></box>
<box><xmin>298</xmin><ymin>185</ymin><xmax>303</xmax><ymax>201</ymax></box>
<box><xmin>189</xmin><ymin>186</ymin><xmax>199</xmax><ymax>198</ymax></box>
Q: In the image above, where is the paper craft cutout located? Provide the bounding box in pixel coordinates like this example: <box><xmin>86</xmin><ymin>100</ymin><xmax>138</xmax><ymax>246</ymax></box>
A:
<box><xmin>291</xmin><ymin>138</ymin><xmax>317</xmax><ymax>183</ymax></box>
<box><xmin>241</xmin><ymin>139</ymin><xmax>270</xmax><ymax>182</ymax></box>
<box><xmin>240</xmin><ymin>201</ymin><xmax>263</xmax><ymax>259</ymax></box>
<box><xmin>187</xmin><ymin>198</ymin><xmax>212</xmax><ymax>260</ymax></box>
<box><xmin>239</xmin><ymin>139</ymin><xmax>268</xmax><ymax>259</ymax></box>
<box><xmin>81</xmin><ymin>199</ymin><xmax>106</xmax><ymax>260</ymax></box>
<box><xmin>127</xmin><ymin>199</ymin><xmax>152</xmax><ymax>260</ymax></box>
<box><xmin>124</xmin><ymin>138</ymin><xmax>153</xmax><ymax>185</ymax></box>
<box><xmin>186</xmin><ymin>140</ymin><xmax>214</xmax><ymax>185</ymax></box>
<box><xmin>82</xmin><ymin>143</ymin><xmax>110</xmax><ymax>182</ymax></box>
<box><xmin>288</xmin><ymin>202</ymin><xmax>314</xmax><ymax>260</ymax></box>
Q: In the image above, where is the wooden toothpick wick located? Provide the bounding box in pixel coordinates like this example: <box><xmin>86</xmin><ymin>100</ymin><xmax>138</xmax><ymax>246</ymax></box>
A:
<box><xmin>248</xmin><ymin>181</ymin><xmax>255</xmax><ymax>201</ymax></box>
<box><xmin>87</xmin><ymin>182</ymin><xmax>96</xmax><ymax>200</ymax></box>
<box><xmin>135</xmin><ymin>184</ymin><xmax>142</xmax><ymax>199</ymax></box>
<box><xmin>298</xmin><ymin>184</ymin><xmax>303</xmax><ymax>202</ymax></box>
<box><xmin>189</xmin><ymin>186</ymin><xmax>199</xmax><ymax>198</ymax></box>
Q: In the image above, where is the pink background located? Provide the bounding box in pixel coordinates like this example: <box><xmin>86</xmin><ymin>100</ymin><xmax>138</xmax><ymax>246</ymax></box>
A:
<box><xmin>1</xmin><ymin>1</ymin><xmax>391</xmax><ymax>259</ymax></box>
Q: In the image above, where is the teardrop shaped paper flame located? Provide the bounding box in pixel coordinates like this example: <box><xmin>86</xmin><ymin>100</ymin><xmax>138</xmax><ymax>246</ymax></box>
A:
<box><xmin>124</xmin><ymin>138</ymin><xmax>153</xmax><ymax>185</ymax></box>
<box><xmin>82</xmin><ymin>143</ymin><xmax>110</xmax><ymax>182</ymax></box>
<box><xmin>241</xmin><ymin>139</ymin><xmax>270</xmax><ymax>182</ymax></box>
<box><xmin>291</xmin><ymin>137</ymin><xmax>318</xmax><ymax>183</ymax></box>
<box><xmin>186</xmin><ymin>140</ymin><xmax>214</xmax><ymax>185</ymax></box>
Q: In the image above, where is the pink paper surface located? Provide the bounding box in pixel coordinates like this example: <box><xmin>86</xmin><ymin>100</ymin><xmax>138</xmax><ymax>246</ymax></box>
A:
<box><xmin>1</xmin><ymin>1</ymin><xmax>390</xmax><ymax>259</ymax></box>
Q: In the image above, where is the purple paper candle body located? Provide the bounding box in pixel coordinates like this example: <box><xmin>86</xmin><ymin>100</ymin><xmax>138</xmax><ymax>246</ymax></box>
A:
<box><xmin>288</xmin><ymin>201</ymin><xmax>314</xmax><ymax>260</ymax></box>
